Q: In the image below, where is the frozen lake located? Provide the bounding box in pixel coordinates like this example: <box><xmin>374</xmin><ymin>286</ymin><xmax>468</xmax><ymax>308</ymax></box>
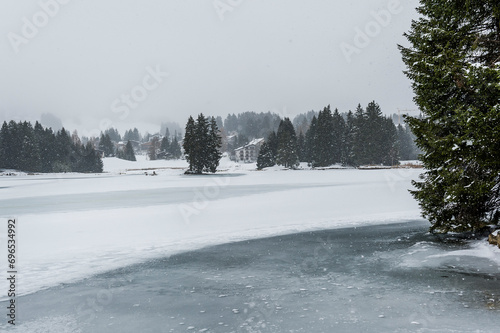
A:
<box><xmin>1</xmin><ymin>158</ymin><xmax>498</xmax><ymax>332</ymax></box>
<box><xmin>3</xmin><ymin>221</ymin><xmax>499</xmax><ymax>332</ymax></box>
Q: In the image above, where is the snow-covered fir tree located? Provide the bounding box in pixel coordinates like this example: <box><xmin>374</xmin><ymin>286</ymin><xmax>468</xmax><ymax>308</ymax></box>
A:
<box><xmin>256</xmin><ymin>142</ymin><xmax>275</xmax><ymax>170</ymax></box>
<box><xmin>276</xmin><ymin>117</ymin><xmax>299</xmax><ymax>169</ymax></box>
<box><xmin>118</xmin><ymin>140</ymin><xmax>136</xmax><ymax>161</ymax></box>
<box><xmin>183</xmin><ymin>114</ymin><xmax>222</xmax><ymax>174</ymax></box>
<box><xmin>400</xmin><ymin>0</ymin><xmax>500</xmax><ymax>233</ymax></box>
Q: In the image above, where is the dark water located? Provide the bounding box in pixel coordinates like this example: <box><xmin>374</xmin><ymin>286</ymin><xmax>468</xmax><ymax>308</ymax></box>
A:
<box><xmin>3</xmin><ymin>221</ymin><xmax>499</xmax><ymax>332</ymax></box>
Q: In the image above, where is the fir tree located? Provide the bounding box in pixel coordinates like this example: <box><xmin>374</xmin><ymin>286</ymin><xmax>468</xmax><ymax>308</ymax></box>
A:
<box><xmin>364</xmin><ymin>101</ymin><xmax>384</xmax><ymax>164</ymax></box>
<box><xmin>305</xmin><ymin>115</ymin><xmax>318</xmax><ymax>166</ymax></box>
<box><xmin>397</xmin><ymin>124</ymin><xmax>413</xmax><ymax>161</ymax></box>
<box><xmin>183</xmin><ymin>114</ymin><xmax>222</xmax><ymax>174</ymax></box>
<box><xmin>332</xmin><ymin>108</ymin><xmax>346</xmax><ymax>164</ymax></box>
<box><xmin>34</xmin><ymin>122</ymin><xmax>55</xmax><ymax>172</ymax></box>
<box><xmin>267</xmin><ymin>131</ymin><xmax>278</xmax><ymax>160</ymax></box>
<box><xmin>193</xmin><ymin>114</ymin><xmax>210</xmax><ymax>173</ymax></box>
<box><xmin>256</xmin><ymin>142</ymin><xmax>275</xmax><ymax>170</ymax></box>
<box><xmin>53</xmin><ymin>128</ymin><xmax>72</xmax><ymax>172</ymax></box>
<box><xmin>276</xmin><ymin>118</ymin><xmax>299</xmax><ymax>169</ymax></box>
<box><xmin>342</xmin><ymin>111</ymin><xmax>355</xmax><ymax>166</ymax></box>
<box><xmin>19</xmin><ymin>121</ymin><xmax>41</xmax><ymax>172</ymax></box>
<box><xmin>84</xmin><ymin>142</ymin><xmax>104</xmax><ymax>172</ymax></box>
<box><xmin>104</xmin><ymin>128</ymin><xmax>121</xmax><ymax>142</ymax></box>
<box><xmin>400</xmin><ymin>0</ymin><xmax>500</xmax><ymax>233</ymax></box>
<box><xmin>315</xmin><ymin>106</ymin><xmax>335</xmax><ymax>167</ymax></box>
<box><xmin>118</xmin><ymin>140</ymin><xmax>136</xmax><ymax>161</ymax></box>
<box><xmin>351</xmin><ymin>104</ymin><xmax>367</xmax><ymax>166</ymax></box>
<box><xmin>207</xmin><ymin>117</ymin><xmax>222</xmax><ymax>173</ymax></box>
<box><xmin>133</xmin><ymin>128</ymin><xmax>141</xmax><ymax>142</ymax></box>
<box><xmin>0</xmin><ymin>121</ymin><xmax>13</xmax><ymax>169</ymax></box>
<box><xmin>297</xmin><ymin>131</ymin><xmax>306</xmax><ymax>162</ymax></box>
<box><xmin>169</xmin><ymin>136</ymin><xmax>182</xmax><ymax>159</ymax></box>
<box><xmin>183</xmin><ymin>116</ymin><xmax>196</xmax><ymax>171</ymax></box>
<box><xmin>99</xmin><ymin>133</ymin><xmax>115</xmax><ymax>157</ymax></box>
<box><xmin>160</xmin><ymin>136</ymin><xmax>170</xmax><ymax>158</ymax></box>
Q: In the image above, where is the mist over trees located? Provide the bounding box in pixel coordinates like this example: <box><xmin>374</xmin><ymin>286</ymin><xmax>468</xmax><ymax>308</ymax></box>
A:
<box><xmin>0</xmin><ymin>102</ymin><xmax>419</xmax><ymax>174</ymax></box>
<box><xmin>223</xmin><ymin>111</ymin><xmax>282</xmax><ymax>139</ymax></box>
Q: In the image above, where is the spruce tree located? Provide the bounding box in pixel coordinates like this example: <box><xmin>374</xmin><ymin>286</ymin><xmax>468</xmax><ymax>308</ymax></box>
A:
<box><xmin>77</xmin><ymin>142</ymin><xmax>103</xmax><ymax>173</ymax></box>
<box><xmin>364</xmin><ymin>102</ymin><xmax>382</xmax><ymax>164</ymax></box>
<box><xmin>193</xmin><ymin>114</ymin><xmax>210</xmax><ymax>173</ymax></box>
<box><xmin>19</xmin><ymin>121</ymin><xmax>41</xmax><ymax>172</ymax></box>
<box><xmin>53</xmin><ymin>128</ymin><xmax>72</xmax><ymax>172</ymax></box>
<box><xmin>397</xmin><ymin>124</ymin><xmax>413</xmax><ymax>161</ymax></box>
<box><xmin>315</xmin><ymin>106</ymin><xmax>335</xmax><ymax>167</ymax></box>
<box><xmin>256</xmin><ymin>142</ymin><xmax>275</xmax><ymax>170</ymax></box>
<box><xmin>267</xmin><ymin>131</ymin><xmax>278</xmax><ymax>161</ymax></box>
<box><xmin>342</xmin><ymin>111</ymin><xmax>355</xmax><ymax>166</ymax></box>
<box><xmin>0</xmin><ymin>122</ymin><xmax>11</xmax><ymax>169</ymax></box>
<box><xmin>276</xmin><ymin>118</ymin><xmax>299</xmax><ymax>169</ymax></box>
<box><xmin>332</xmin><ymin>108</ymin><xmax>346</xmax><ymax>164</ymax></box>
<box><xmin>351</xmin><ymin>104</ymin><xmax>367</xmax><ymax>166</ymax></box>
<box><xmin>118</xmin><ymin>140</ymin><xmax>136</xmax><ymax>161</ymax></box>
<box><xmin>183</xmin><ymin>114</ymin><xmax>222</xmax><ymax>174</ymax></box>
<box><xmin>400</xmin><ymin>0</ymin><xmax>500</xmax><ymax>233</ymax></box>
<box><xmin>297</xmin><ymin>131</ymin><xmax>306</xmax><ymax>162</ymax></box>
<box><xmin>99</xmin><ymin>133</ymin><xmax>115</xmax><ymax>157</ymax></box>
<box><xmin>183</xmin><ymin>116</ymin><xmax>196</xmax><ymax>172</ymax></box>
<box><xmin>160</xmin><ymin>136</ymin><xmax>170</xmax><ymax>158</ymax></box>
<box><xmin>207</xmin><ymin>117</ymin><xmax>222</xmax><ymax>173</ymax></box>
<box><xmin>105</xmin><ymin>128</ymin><xmax>121</xmax><ymax>142</ymax></box>
<box><xmin>169</xmin><ymin>136</ymin><xmax>182</xmax><ymax>159</ymax></box>
<box><xmin>305</xmin><ymin>115</ymin><xmax>318</xmax><ymax>166</ymax></box>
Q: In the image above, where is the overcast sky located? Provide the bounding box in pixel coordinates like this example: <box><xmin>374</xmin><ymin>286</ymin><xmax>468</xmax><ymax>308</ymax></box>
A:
<box><xmin>0</xmin><ymin>0</ymin><xmax>420</xmax><ymax>137</ymax></box>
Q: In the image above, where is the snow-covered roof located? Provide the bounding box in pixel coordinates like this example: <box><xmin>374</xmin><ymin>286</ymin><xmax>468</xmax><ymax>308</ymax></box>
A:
<box><xmin>234</xmin><ymin>138</ymin><xmax>265</xmax><ymax>151</ymax></box>
<box><xmin>247</xmin><ymin>138</ymin><xmax>264</xmax><ymax>146</ymax></box>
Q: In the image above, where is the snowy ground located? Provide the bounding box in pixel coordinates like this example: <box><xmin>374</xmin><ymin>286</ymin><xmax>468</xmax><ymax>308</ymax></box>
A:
<box><xmin>0</xmin><ymin>155</ymin><xmax>498</xmax><ymax>331</ymax></box>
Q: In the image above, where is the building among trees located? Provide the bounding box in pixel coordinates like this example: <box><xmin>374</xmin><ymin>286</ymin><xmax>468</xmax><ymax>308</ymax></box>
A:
<box><xmin>234</xmin><ymin>138</ymin><xmax>264</xmax><ymax>163</ymax></box>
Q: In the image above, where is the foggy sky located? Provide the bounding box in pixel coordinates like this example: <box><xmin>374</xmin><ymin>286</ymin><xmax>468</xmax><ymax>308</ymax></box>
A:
<box><xmin>0</xmin><ymin>0</ymin><xmax>420</xmax><ymax>137</ymax></box>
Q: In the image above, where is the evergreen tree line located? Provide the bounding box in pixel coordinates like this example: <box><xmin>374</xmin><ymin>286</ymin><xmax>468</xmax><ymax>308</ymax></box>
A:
<box><xmin>0</xmin><ymin>121</ymin><xmax>103</xmax><ymax>173</ymax></box>
<box><xmin>183</xmin><ymin>114</ymin><xmax>222</xmax><ymax>174</ymax></box>
<box><xmin>258</xmin><ymin>102</ymin><xmax>413</xmax><ymax>169</ymax></box>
